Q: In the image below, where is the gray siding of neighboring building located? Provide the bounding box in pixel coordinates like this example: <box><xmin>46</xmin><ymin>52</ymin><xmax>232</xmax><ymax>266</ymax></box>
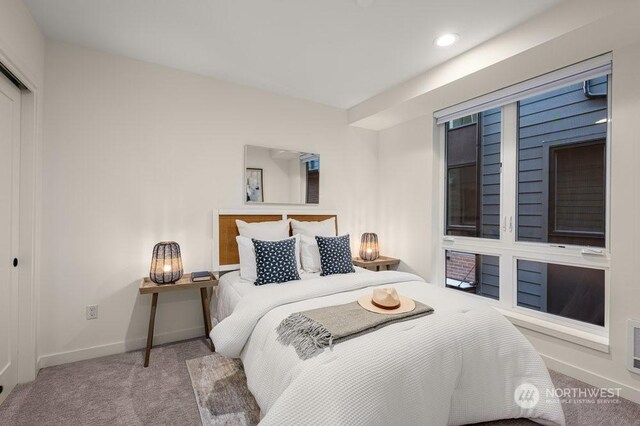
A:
<box><xmin>517</xmin><ymin>76</ymin><xmax>608</xmax><ymax>243</ymax></box>
<box><xmin>480</xmin><ymin>108</ymin><xmax>501</xmax><ymax>239</ymax></box>
<box><xmin>478</xmin><ymin>254</ymin><xmax>499</xmax><ymax>300</ymax></box>
<box><xmin>516</xmin><ymin>260</ymin><xmax>547</xmax><ymax>311</ymax></box>
<box><xmin>515</xmin><ymin>76</ymin><xmax>608</xmax><ymax>310</ymax></box>
<box><xmin>478</xmin><ymin>108</ymin><xmax>501</xmax><ymax>300</ymax></box>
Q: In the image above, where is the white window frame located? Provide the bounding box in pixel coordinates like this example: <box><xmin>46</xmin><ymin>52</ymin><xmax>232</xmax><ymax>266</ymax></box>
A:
<box><xmin>435</xmin><ymin>70</ymin><xmax>612</xmax><ymax>349</ymax></box>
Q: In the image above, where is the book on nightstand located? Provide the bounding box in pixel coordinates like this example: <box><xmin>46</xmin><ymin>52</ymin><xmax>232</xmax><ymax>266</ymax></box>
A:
<box><xmin>191</xmin><ymin>271</ymin><xmax>212</xmax><ymax>282</ymax></box>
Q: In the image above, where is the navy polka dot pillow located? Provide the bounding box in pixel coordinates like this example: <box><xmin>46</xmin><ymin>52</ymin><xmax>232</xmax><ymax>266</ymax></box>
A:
<box><xmin>252</xmin><ymin>237</ymin><xmax>301</xmax><ymax>285</ymax></box>
<box><xmin>315</xmin><ymin>235</ymin><xmax>356</xmax><ymax>276</ymax></box>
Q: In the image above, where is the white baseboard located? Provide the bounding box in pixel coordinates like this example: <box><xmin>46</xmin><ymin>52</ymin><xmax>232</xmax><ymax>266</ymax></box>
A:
<box><xmin>37</xmin><ymin>326</ymin><xmax>206</xmax><ymax>369</ymax></box>
<box><xmin>541</xmin><ymin>353</ymin><xmax>640</xmax><ymax>404</ymax></box>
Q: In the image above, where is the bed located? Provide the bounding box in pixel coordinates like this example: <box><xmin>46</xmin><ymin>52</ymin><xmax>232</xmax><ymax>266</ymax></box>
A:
<box><xmin>209</xmin><ymin>212</ymin><xmax>566</xmax><ymax>426</ymax></box>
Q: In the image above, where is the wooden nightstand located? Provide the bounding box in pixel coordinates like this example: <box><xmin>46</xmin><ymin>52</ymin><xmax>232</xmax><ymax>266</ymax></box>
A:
<box><xmin>353</xmin><ymin>256</ymin><xmax>400</xmax><ymax>271</ymax></box>
<box><xmin>139</xmin><ymin>273</ymin><xmax>218</xmax><ymax>367</ymax></box>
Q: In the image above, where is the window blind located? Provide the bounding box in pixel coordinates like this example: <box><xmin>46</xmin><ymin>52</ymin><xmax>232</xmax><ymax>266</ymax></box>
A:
<box><xmin>434</xmin><ymin>53</ymin><xmax>612</xmax><ymax>125</ymax></box>
<box><xmin>306</xmin><ymin>169</ymin><xmax>319</xmax><ymax>203</ymax></box>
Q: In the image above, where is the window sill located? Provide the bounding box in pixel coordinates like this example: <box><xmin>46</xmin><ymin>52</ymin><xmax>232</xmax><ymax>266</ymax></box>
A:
<box><xmin>494</xmin><ymin>307</ymin><xmax>610</xmax><ymax>353</ymax></box>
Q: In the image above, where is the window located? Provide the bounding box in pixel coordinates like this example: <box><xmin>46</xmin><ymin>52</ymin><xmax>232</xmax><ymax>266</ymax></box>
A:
<box><xmin>449</xmin><ymin>114</ymin><xmax>478</xmax><ymax>129</ymax></box>
<box><xmin>436</xmin><ymin>55</ymin><xmax>611</xmax><ymax>335</ymax></box>
<box><xmin>547</xmin><ymin>141</ymin><xmax>606</xmax><ymax>247</ymax></box>
<box><xmin>517</xmin><ymin>76</ymin><xmax>608</xmax><ymax>247</ymax></box>
<box><xmin>446</xmin><ymin>119</ymin><xmax>478</xmax><ymax>234</ymax></box>
<box><xmin>446</xmin><ymin>109</ymin><xmax>501</xmax><ymax>239</ymax></box>
<box><xmin>447</xmin><ymin>166</ymin><xmax>477</xmax><ymax>230</ymax></box>
<box><xmin>305</xmin><ymin>159</ymin><xmax>319</xmax><ymax>204</ymax></box>
<box><xmin>446</xmin><ymin>251</ymin><xmax>499</xmax><ymax>300</ymax></box>
<box><xmin>517</xmin><ymin>260</ymin><xmax>604</xmax><ymax>326</ymax></box>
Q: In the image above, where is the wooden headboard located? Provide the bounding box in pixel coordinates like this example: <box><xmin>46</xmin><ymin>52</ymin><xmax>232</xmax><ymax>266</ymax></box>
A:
<box><xmin>215</xmin><ymin>210</ymin><xmax>338</xmax><ymax>270</ymax></box>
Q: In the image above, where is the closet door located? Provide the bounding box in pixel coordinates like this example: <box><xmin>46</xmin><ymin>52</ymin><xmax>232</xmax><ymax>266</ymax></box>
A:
<box><xmin>0</xmin><ymin>71</ymin><xmax>21</xmax><ymax>405</ymax></box>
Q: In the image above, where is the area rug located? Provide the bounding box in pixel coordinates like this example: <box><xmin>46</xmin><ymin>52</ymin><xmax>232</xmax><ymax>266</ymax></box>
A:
<box><xmin>186</xmin><ymin>353</ymin><xmax>260</xmax><ymax>426</ymax></box>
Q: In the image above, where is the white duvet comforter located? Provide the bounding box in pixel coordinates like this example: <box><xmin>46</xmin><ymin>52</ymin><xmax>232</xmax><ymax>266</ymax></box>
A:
<box><xmin>211</xmin><ymin>271</ymin><xmax>565</xmax><ymax>426</ymax></box>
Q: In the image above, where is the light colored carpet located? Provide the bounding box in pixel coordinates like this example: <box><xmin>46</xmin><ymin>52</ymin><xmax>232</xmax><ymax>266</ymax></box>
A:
<box><xmin>0</xmin><ymin>338</ymin><xmax>212</xmax><ymax>425</ymax></box>
<box><xmin>3</xmin><ymin>337</ymin><xmax>640</xmax><ymax>426</ymax></box>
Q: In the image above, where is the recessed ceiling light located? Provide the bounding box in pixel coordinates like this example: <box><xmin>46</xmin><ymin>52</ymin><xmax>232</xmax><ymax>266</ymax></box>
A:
<box><xmin>435</xmin><ymin>33</ymin><xmax>459</xmax><ymax>47</ymax></box>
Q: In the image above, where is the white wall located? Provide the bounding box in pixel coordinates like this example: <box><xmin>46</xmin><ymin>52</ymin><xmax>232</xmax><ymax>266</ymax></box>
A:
<box><xmin>376</xmin><ymin>9</ymin><xmax>640</xmax><ymax>402</ymax></box>
<box><xmin>377</xmin><ymin>115</ymin><xmax>433</xmax><ymax>277</ymax></box>
<box><xmin>288</xmin><ymin>158</ymin><xmax>304</xmax><ymax>204</ymax></box>
<box><xmin>0</xmin><ymin>0</ymin><xmax>45</xmax><ymax>86</ymax></box>
<box><xmin>39</xmin><ymin>41</ymin><xmax>378</xmax><ymax>366</ymax></box>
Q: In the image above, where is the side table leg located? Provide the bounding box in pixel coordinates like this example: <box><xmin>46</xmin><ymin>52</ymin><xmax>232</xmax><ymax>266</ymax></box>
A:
<box><xmin>144</xmin><ymin>292</ymin><xmax>158</xmax><ymax>367</ymax></box>
<box><xmin>200</xmin><ymin>287</ymin><xmax>214</xmax><ymax>351</ymax></box>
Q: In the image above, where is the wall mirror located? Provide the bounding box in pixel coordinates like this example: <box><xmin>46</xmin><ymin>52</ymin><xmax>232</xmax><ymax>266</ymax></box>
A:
<box><xmin>244</xmin><ymin>145</ymin><xmax>320</xmax><ymax>205</ymax></box>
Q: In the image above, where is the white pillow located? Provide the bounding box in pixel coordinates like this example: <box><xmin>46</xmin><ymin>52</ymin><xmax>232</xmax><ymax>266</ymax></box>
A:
<box><xmin>236</xmin><ymin>235</ymin><xmax>302</xmax><ymax>281</ymax></box>
<box><xmin>236</xmin><ymin>219</ymin><xmax>289</xmax><ymax>240</ymax></box>
<box><xmin>300</xmin><ymin>235</ymin><xmax>322</xmax><ymax>273</ymax></box>
<box><xmin>290</xmin><ymin>217</ymin><xmax>336</xmax><ymax>238</ymax></box>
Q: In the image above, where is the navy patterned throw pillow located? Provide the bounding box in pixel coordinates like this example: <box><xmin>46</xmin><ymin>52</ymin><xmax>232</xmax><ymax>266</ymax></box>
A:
<box><xmin>315</xmin><ymin>235</ymin><xmax>356</xmax><ymax>277</ymax></box>
<box><xmin>252</xmin><ymin>237</ymin><xmax>301</xmax><ymax>285</ymax></box>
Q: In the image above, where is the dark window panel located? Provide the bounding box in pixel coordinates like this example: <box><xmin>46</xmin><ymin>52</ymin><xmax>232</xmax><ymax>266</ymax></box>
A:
<box><xmin>447</xmin><ymin>165</ymin><xmax>477</xmax><ymax>231</ymax></box>
<box><xmin>306</xmin><ymin>167</ymin><xmax>319</xmax><ymax>204</ymax></box>
<box><xmin>445</xmin><ymin>109</ymin><xmax>501</xmax><ymax>240</ymax></box>
<box><xmin>548</xmin><ymin>141</ymin><xmax>605</xmax><ymax>247</ymax></box>
<box><xmin>447</xmin><ymin>124</ymin><xmax>478</xmax><ymax>167</ymax></box>
<box><xmin>517</xmin><ymin>260</ymin><xmax>605</xmax><ymax>327</ymax></box>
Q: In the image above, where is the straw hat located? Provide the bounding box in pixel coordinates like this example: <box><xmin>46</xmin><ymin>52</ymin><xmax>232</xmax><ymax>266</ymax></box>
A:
<box><xmin>358</xmin><ymin>287</ymin><xmax>416</xmax><ymax>314</ymax></box>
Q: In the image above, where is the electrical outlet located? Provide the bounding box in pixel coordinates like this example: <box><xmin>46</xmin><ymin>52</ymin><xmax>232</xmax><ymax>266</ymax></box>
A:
<box><xmin>86</xmin><ymin>304</ymin><xmax>98</xmax><ymax>320</ymax></box>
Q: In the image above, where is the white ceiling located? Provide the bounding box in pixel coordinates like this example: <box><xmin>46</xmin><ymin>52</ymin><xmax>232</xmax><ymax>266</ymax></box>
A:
<box><xmin>25</xmin><ymin>0</ymin><xmax>560</xmax><ymax>109</ymax></box>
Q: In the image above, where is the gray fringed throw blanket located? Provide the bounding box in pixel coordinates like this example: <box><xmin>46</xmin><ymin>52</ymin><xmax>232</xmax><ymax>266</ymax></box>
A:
<box><xmin>276</xmin><ymin>300</ymin><xmax>434</xmax><ymax>359</ymax></box>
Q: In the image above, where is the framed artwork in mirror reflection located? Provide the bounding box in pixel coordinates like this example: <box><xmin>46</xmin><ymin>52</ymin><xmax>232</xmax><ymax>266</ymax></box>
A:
<box><xmin>246</xmin><ymin>168</ymin><xmax>264</xmax><ymax>202</ymax></box>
